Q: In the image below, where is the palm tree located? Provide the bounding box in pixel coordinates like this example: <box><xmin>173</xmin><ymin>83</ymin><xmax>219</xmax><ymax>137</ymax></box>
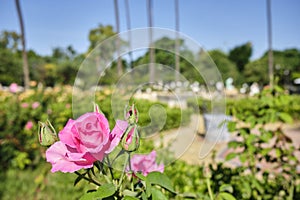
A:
<box><xmin>147</xmin><ymin>0</ymin><xmax>155</xmax><ymax>82</ymax></box>
<box><xmin>114</xmin><ymin>0</ymin><xmax>123</xmax><ymax>76</ymax></box>
<box><xmin>15</xmin><ymin>0</ymin><xmax>30</xmax><ymax>90</ymax></box>
<box><xmin>125</xmin><ymin>0</ymin><xmax>133</xmax><ymax>70</ymax></box>
<box><xmin>266</xmin><ymin>0</ymin><xmax>274</xmax><ymax>88</ymax></box>
<box><xmin>174</xmin><ymin>0</ymin><xmax>180</xmax><ymax>81</ymax></box>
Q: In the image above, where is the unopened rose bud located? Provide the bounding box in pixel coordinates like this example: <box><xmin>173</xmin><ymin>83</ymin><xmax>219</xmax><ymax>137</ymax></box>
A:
<box><xmin>121</xmin><ymin>124</ymin><xmax>140</xmax><ymax>152</ymax></box>
<box><xmin>125</xmin><ymin>104</ymin><xmax>138</xmax><ymax>125</ymax></box>
<box><xmin>38</xmin><ymin>120</ymin><xmax>58</xmax><ymax>146</ymax></box>
<box><xmin>93</xmin><ymin>102</ymin><xmax>102</xmax><ymax>113</ymax></box>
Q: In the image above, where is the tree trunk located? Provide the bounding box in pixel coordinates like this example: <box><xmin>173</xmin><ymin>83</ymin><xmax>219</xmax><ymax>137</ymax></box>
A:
<box><xmin>147</xmin><ymin>0</ymin><xmax>155</xmax><ymax>83</ymax></box>
<box><xmin>114</xmin><ymin>0</ymin><xmax>123</xmax><ymax>76</ymax></box>
<box><xmin>125</xmin><ymin>0</ymin><xmax>133</xmax><ymax>71</ymax></box>
<box><xmin>175</xmin><ymin>0</ymin><xmax>180</xmax><ymax>81</ymax></box>
<box><xmin>15</xmin><ymin>0</ymin><xmax>30</xmax><ymax>90</ymax></box>
<box><xmin>267</xmin><ymin>0</ymin><xmax>274</xmax><ymax>89</ymax></box>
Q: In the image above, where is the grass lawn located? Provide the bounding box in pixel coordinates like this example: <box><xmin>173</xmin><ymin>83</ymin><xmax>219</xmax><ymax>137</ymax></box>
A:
<box><xmin>0</xmin><ymin>163</ymin><xmax>95</xmax><ymax>200</ymax></box>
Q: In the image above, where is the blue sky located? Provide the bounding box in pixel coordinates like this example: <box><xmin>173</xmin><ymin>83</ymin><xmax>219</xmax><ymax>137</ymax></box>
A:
<box><xmin>0</xmin><ymin>0</ymin><xmax>299</xmax><ymax>60</ymax></box>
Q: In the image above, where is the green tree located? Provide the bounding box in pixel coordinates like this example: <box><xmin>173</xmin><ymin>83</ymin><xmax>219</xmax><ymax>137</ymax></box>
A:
<box><xmin>244</xmin><ymin>57</ymin><xmax>269</xmax><ymax>84</ymax></box>
<box><xmin>0</xmin><ymin>31</ymin><xmax>20</xmax><ymax>51</ymax></box>
<box><xmin>0</xmin><ymin>31</ymin><xmax>22</xmax><ymax>85</ymax></box>
<box><xmin>88</xmin><ymin>25</ymin><xmax>116</xmax><ymax>52</ymax></box>
<box><xmin>47</xmin><ymin>46</ymin><xmax>81</xmax><ymax>85</ymax></box>
<box><xmin>133</xmin><ymin>37</ymin><xmax>203</xmax><ymax>83</ymax></box>
<box><xmin>209</xmin><ymin>49</ymin><xmax>240</xmax><ymax>85</ymax></box>
<box><xmin>244</xmin><ymin>48</ymin><xmax>300</xmax><ymax>86</ymax></box>
<box><xmin>84</xmin><ymin>24</ymin><xmax>127</xmax><ymax>88</ymax></box>
<box><xmin>0</xmin><ymin>48</ymin><xmax>22</xmax><ymax>85</ymax></box>
<box><xmin>229</xmin><ymin>42</ymin><xmax>252</xmax><ymax>72</ymax></box>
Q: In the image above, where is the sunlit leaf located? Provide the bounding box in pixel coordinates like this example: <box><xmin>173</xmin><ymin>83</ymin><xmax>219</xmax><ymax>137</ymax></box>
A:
<box><xmin>79</xmin><ymin>183</ymin><xmax>116</xmax><ymax>200</ymax></box>
<box><xmin>225</xmin><ymin>152</ymin><xmax>237</xmax><ymax>161</ymax></box>
<box><xmin>217</xmin><ymin>192</ymin><xmax>236</xmax><ymax>200</ymax></box>
<box><xmin>123</xmin><ymin>196</ymin><xmax>139</xmax><ymax>200</ymax></box>
<box><xmin>220</xmin><ymin>184</ymin><xmax>233</xmax><ymax>193</ymax></box>
<box><xmin>146</xmin><ymin>172</ymin><xmax>176</xmax><ymax>193</ymax></box>
<box><xmin>278</xmin><ymin>112</ymin><xmax>293</xmax><ymax>123</ymax></box>
<box><xmin>151</xmin><ymin>187</ymin><xmax>168</xmax><ymax>200</ymax></box>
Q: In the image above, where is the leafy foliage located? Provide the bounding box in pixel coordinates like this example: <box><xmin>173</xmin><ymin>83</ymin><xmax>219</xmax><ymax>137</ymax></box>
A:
<box><xmin>226</xmin><ymin>86</ymin><xmax>300</xmax><ymax>199</ymax></box>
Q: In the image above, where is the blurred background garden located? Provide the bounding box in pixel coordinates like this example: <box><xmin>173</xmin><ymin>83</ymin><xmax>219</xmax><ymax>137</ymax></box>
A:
<box><xmin>1</xmin><ymin>0</ymin><xmax>300</xmax><ymax>199</ymax></box>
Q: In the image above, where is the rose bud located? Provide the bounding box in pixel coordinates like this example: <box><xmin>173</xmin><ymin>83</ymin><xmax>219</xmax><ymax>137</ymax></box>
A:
<box><xmin>121</xmin><ymin>124</ymin><xmax>140</xmax><ymax>152</ymax></box>
<box><xmin>38</xmin><ymin>120</ymin><xmax>58</xmax><ymax>146</ymax></box>
<box><xmin>125</xmin><ymin>104</ymin><xmax>139</xmax><ymax>125</ymax></box>
<box><xmin>93</xmin><ymin>102</ymin><xmax>102</xmax><ymax>114</ymax></box>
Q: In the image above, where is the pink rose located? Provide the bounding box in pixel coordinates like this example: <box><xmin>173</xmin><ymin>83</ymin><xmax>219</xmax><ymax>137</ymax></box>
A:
<box><xmin>129</xmin><ymin>150</ymin><xmax>164</xmax><ymax>176</ymax></box>
<box><xmin>25</xmin><ymin>121</ymin><xmax>33</xmax><ymax>130</ymax></box>
<box><xmin>9</xmin><ymin>83</ymin><xmax>18</xmax><ymax>93</ymax></box>
<box><xmin>46</xmin><ymin>112</ymin><xmax>124</xmax><ymax>173</ymax></box>
<box><xmin>21</xmin><ymin>103</ymin><xmax>29</xmax><ymax>108</ymax></box>
<box><xmin>32</xmin><ymin>102</ymin><xmax>40</xmax><ymax>109</ymax></box>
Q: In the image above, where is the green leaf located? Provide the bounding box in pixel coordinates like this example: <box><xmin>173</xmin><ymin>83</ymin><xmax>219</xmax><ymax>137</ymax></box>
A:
<box><xmin>141</xmin><ymin>192</ymin><xmax>147</xmax><ymax>200</ymax></box>
<box><xmin>80</xmin><ymin>192</ymin><xmax>98</xmax><ymax>200</ymax></box>
<box><xmin>275</xmin><ymin>148</ymin><xmax>281</xmax><ymax>158</ymax></box>
<box><xmin>261</xmin><ymin>131</ymin><xmax>273</xmax><ymax>142</ymax></box>
<box><xmin>96</xmin><ymin>183</ymin><xmax>116</xmax><ymax>198</ymax></box>
<box><xmin>220</xmin><ymin>184</ymin><xmax>233</xmax><ymax>193</ymax></box>
<box><xmin>80</xmin><ymin>183</ymin><xmax>116</xmax><ymax>200</ymax></box>
<box><xmin>180</xmin><ymin>193</ymin><xmax>198</xmax><ymax>199</ymax></box>
<box><xmin>123</xmin><ymin>190</ymin><xmax>138</xmax><ymax>197</ymax></box>
<box><xmin>242</xmin><ymin>180</ymin><xmax>251</xmax><ymax>198</ymax></box>
<box><xmin>123</xmin><ymin>196</ymin><xmax>139</xmax><ymax>200</ymax></box>
<box><xmin>225</xmin><ymin>152</ymin><xmax>237</xmax><ymax>161</ymax></box>
<box><xmin>227</xmin><ymin>121</ymin><xmax>236</xmax><ymax>132</ymax></box>
<box><xmin>251</xmin><ymin>178</ymin><xmax>263</xmax><ymax>194</ymax></box>
<box><xmin>228</xmin><ymin>141</ymin><xmax>240</xmax><ymax>149</ymax></box>
<box><xmin>240</xmin><ymin>153</ymin><xmax>248</xmax><ymax>163</ymax></box>
<box><xmin>246</xmin><ymin>134</ymin><xmax>256</xmax><ymax>145</ymax></box>
<box><xmin>146</xmin><ymin>179</ymin><xmax>152</xmax><ymax>197</ymax></box>
<box><xmin>218</xmin><ymin>192</ymin><xmax>236</xmax><ymax>200</ymax></box>
<box><xmin>146</xmin><ymin>172</ymin><xmax>176</xmax><ymax>193</ymax></box>
<box><xmin>135</xmin><ymin>172</ymin><xmax>146</xmax><ymax>181</ymax></box>
<box><xmin>278</xmin><ymin>112</ymin><xmax>293</xmax><ymax>123</ymax></box>
<box><xmin>151</xmin><ymin>187</ymin><xmax>168</xmax><ymax>200</ymax></box>
<box><xmin>261</xmin><ymin>148</ymin><xmax>271</xmax><ymax>156</ymax></box>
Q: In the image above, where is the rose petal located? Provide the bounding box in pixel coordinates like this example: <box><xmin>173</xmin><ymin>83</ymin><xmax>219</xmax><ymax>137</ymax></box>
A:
<box><xmin>105</xmin><ymin>120</ymin><xmax>127</xmax><ymax>153</ymax></box>
<box><xmin>46</xmin><ymin>141</ymin><xmax>94</xmax><ymax>173</ymax></box>
<box><xmin>74</xmin><ymin>112</ymin><xmax>110</xmax><ymax>153</ymax></box>
<box><xmin>59</xmin><ymin>119</ymin><xmax>77</xmax><ymax>148</ymax></box>
<box><xmin>129</xmin><ymin>150</ymin><xmax>164</xmax><ymax>176</ymax></box>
